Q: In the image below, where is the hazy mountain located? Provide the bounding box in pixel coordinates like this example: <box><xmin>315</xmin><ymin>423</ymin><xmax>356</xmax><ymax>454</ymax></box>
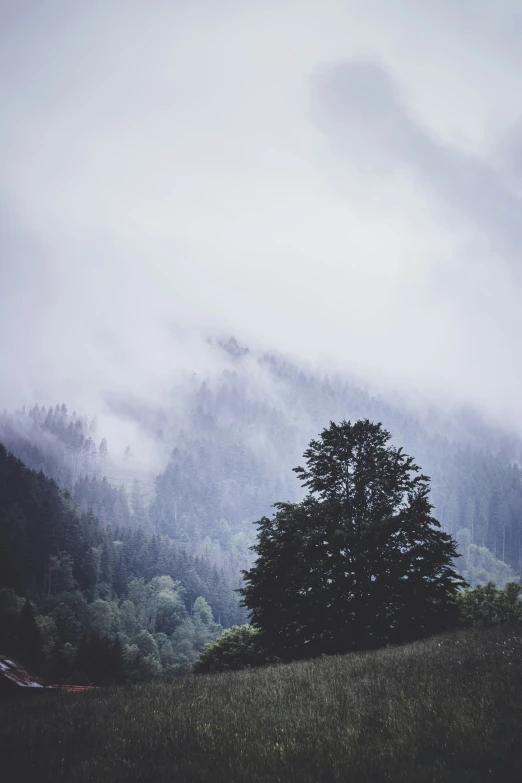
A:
<box><xmin>1</xmin><ymin>338</ymin><xmax>519</xmax><ymax>587</ymax></box>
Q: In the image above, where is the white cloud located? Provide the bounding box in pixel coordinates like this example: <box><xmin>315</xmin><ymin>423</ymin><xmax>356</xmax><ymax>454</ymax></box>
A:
<box><xmin>2</xmin><ymin>0</ymin><xmax>522</xmax><ymax>434</ymax></box>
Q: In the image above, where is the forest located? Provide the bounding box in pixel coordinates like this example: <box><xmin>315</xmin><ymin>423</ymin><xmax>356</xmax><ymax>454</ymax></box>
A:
<box><xmin>0</xmin><ymin>343</ymin><xmax>520</xmax><ymax>683</ymax></box>
<box><xmin>0</xmin><ymin>443</ymin><xmax>245</xmax><ymax>683</ymax></box>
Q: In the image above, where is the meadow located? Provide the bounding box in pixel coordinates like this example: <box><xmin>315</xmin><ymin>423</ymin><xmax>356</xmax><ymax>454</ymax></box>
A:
<box><xmin>1</xmin><ymin>626</ymin><xmax>522</xmax><ymax>783</ymax></box>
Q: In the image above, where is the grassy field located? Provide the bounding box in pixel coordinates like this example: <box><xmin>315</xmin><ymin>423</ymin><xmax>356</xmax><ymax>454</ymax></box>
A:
<box><xmin>1</xmin><ymin>626</ymin><xmax>522</xmax><ymax>783</ymax></box>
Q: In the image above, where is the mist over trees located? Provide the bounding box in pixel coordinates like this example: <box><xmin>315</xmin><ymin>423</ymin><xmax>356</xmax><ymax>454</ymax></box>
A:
<box><xmin>0</xmin><ymin>403</ymin><xmax>102</xmax><ymax>488</ymax></box>
<box><xmin>144</xmin><ymin>344</ymin><xmax>522</xmax><ymax>583</ymax></box>
<box><xmin>2</xmin><ymin>345</ymin><xmax>522</xmax><ymax>588</ymax></box>
<box><xmin>1</xmin><ymin>340</ymin><xmax>521</xmax><ymax>681</ymax></box>
<box><xmin>0</xmin><ymin>445</ymin><xmax>244</xmax><ymax>683</ymax></box>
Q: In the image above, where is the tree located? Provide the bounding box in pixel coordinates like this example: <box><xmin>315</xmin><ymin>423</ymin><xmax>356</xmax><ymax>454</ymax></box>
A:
<box><xmin>88</xmin><ymin>599</ymin><xmax>114</xmax><ymax>637</ymax></box>
<box><xmin>98</xmin><ymin>438</ymin><xmax>108</xmax><ymax>475</ymax></box>
<box><xmin>455</xmin><ymin>528</ymin><xmax>515</xmax><ymax>588</ymax></box>
<box><xmin>131</xmin><ymin>480</ymin><xmax>147</xmax><ymax>528</ymax></box>
<box><xmin>240</xmin><ymin>420</ymin><xmax>466</xmax><ymax>660</ymax></box>
<box><xmin>193</xmin><ymin>625</ymin><xmax>275</xmax><ymax>674</ymax></box>
<box><xmin>48</xmin><ymin>551</ymin><xmax>77</xmax><ymax>596</ymax></box>
<box><xmin>134</xmin><ymin>630</ymin><xmax>160</xmax><ymax>660</ymax></box>
<box><xmin>154</xmin><ymin>633</ymin><xmax>176</xmax><ymax>668</ymax></box>
<box><xmin>457</xmin><ymin>581</ymin><xmax>522</xmax><ymax>627</ymax></box>
<box><xmin>192</xmin><ymin>596</ymin><xmax>222</xmax><ymax>651</ymax></box>
<box><xmin>119</xmin><ymin>600</ymin><xmax>139</xmax><ymax>638</ymax></box>
<box><xmin>0</xmin><ymin>589</ymin><xmax>25</xmax><ymax>657</ymax></box>
<box><xmin>76</xmin><ymin>635</ymin><xmax>125</xmax><ymax>685</ymax></box>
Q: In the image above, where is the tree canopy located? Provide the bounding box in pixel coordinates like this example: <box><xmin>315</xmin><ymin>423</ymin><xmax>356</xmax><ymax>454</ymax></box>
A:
<box><xmin>0</xmin><ymin>445</ymin><xmax>236</xmax><ymax>683</ymax></box>
<box><xmin>240</xmin><ymin>420</ymin><xmax>466</xmax><ymax>659</ymax></box>
<box><xmin>193</xmin><ymin>625</ymin><xmax>276</xmax><ymax>674</ymax></box>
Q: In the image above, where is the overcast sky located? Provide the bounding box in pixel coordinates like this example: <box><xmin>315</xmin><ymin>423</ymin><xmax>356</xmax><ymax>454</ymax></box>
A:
<box><xmin>2</xmin><ymin>0</ymin><xmax>522</xmax><ymax>434</ymax></box>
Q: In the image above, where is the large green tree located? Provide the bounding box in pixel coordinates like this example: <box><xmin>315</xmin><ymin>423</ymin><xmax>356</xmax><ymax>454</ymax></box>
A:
<box><xmin>240</xmin><ymin>420</ymin><xmax>466</xmax><ymax>659</ymax></box>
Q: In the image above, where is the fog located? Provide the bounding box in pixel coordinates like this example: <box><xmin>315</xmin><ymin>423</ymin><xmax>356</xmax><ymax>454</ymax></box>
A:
<box><xmin>2</xmin><ymin>0</ymin><xmax>522</xmax><ymax>447</ymax></box>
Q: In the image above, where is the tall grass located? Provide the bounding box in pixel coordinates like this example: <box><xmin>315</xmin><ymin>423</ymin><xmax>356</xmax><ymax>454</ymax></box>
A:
<box><xmin>1</xmin><ymin>626</ymin><xmax>522</xmax><ymax>783</ymax></box>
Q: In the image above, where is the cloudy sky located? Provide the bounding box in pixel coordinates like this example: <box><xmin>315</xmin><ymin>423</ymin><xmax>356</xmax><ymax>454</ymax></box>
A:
<box><xmin>2</xmin><ymin>0</ymin><xmax>522</xmax><ymax>432</ymax></box>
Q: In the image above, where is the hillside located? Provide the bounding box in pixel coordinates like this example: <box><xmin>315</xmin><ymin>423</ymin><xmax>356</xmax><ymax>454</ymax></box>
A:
<box><xmin>0</xmin><ymin>445</ymin><xmax>246</xmax><ymax>683</ymax></box>
<box><xmin>1</xmin><ymin>341</ymin><xmax>520</xmax><ymax>587</ymax></box>
<box><xmin>1</xmin><ymin>626</ymin><xmax>521</xmax><ymax>782</ymax></box>
<box><xmin>150</xmin><ymin>345</ymin><xmax>522</xmax><ymax>582</ymax></box>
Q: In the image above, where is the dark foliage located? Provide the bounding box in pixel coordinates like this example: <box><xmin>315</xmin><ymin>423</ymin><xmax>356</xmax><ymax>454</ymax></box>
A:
<box><xmin>193</xmin><ymin>625</ymin><xmax>276</xmax><ymax>673</ymax></box>
<box><xmin>75</xmin><ymin>635</ymin><xmax>125</xmax><ymax>685</ymax></box>
<box><xmin>17</xmin><ymin>600</ymin><xmax>44</xmax><ymax>671</ymax></box>
<box><xmin>457</xmin><ymin>581</ymin><xmax>522</xmax><ymax>627</ymax></box>
<box><xmin>241</xmin><ymin>420</ymin><xmax>466</xmax><ymax>659</ymax></box>
<box><xmin>0</xmin><ymin>445</ymin><xmax>243</xmax><ymax>681</ymax></box>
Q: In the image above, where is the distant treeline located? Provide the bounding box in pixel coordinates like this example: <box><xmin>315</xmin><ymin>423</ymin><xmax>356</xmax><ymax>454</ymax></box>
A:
<box><xmin>3</xmin><ymin>353</ymin><xmax>522</xmax><ymax>584</ymax></box>
<box><xmin>150</xmin><ymin>351</ymin><xmax>522</xmax><ymax>580</ymax></box>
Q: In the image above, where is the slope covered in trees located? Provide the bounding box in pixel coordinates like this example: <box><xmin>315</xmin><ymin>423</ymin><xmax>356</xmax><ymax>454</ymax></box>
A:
<box><xmin>0</xmin><ymin>445</ymin><xmax>245</xmax><ymax>683</ymax></box>
<box><xmin>148</xmin><ymin>341</ymin><xmax>522</xmax><ymax>583</ymax></box>
<box><xmin>0</xmin><ymin>403</ymin><xmax>102</xmax><ymax>489</ymax></box>
<box><xmin>1</xmin><ymin>339</ymin><xmax>520</xmax><ymax>593</ymax></box>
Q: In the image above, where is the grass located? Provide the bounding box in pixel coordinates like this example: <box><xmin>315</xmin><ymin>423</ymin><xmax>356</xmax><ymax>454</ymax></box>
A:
<box><xmin>1</xmin><ymin>626</ymin><xmax>522</xmax><ymax>783</ymax></box>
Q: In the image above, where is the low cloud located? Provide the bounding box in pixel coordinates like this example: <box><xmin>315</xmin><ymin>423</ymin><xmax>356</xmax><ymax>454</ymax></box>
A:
<box><xmin>2</xmin><ymin>0</ymin><xmax>522</xmax><ymax>439</ymax></box>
